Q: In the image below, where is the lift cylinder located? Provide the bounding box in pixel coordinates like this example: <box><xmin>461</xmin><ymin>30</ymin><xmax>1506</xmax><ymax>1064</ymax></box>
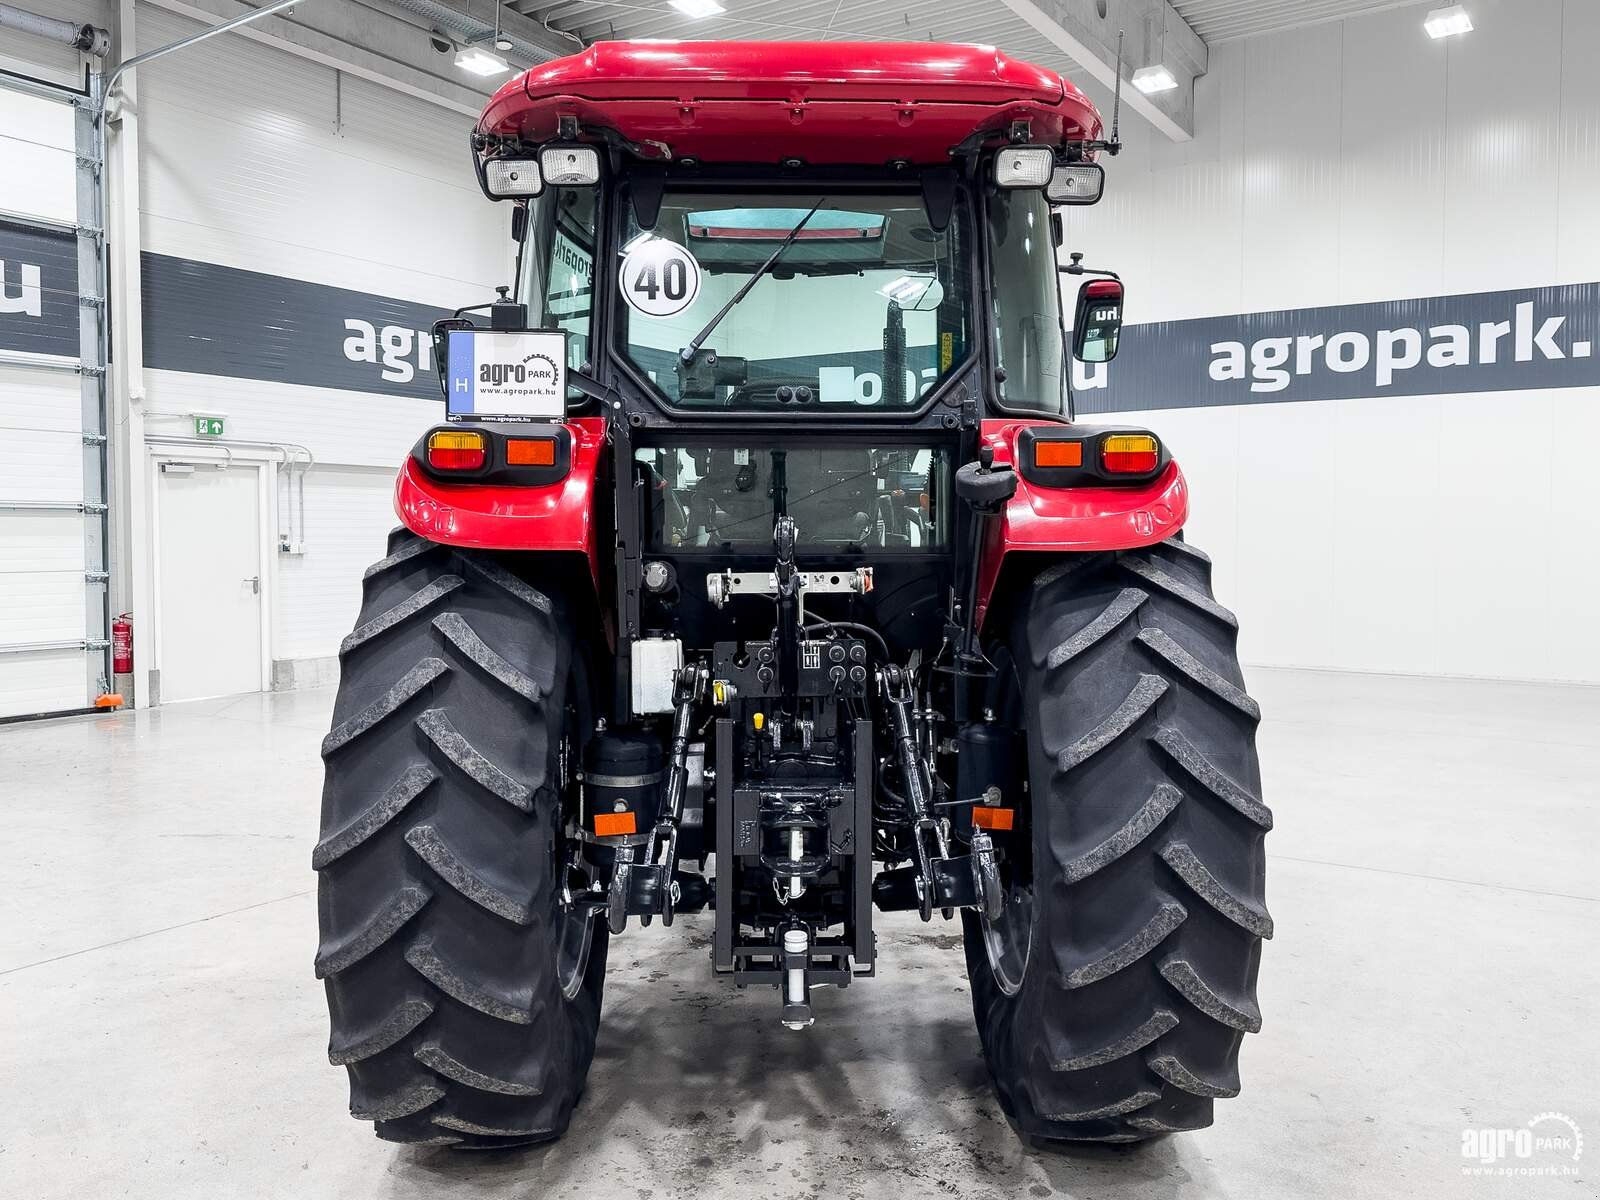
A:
<box><xmin>583</xmin><ymin>732</ymin><xmax>665</xmax><ymax>842</ymax></box>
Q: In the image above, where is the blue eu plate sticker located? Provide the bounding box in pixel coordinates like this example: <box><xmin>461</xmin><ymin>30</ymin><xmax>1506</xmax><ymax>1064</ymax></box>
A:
<box><xmin>446</xmin><ymin>329</ymin><xmax>567</xmax><ymax>420</ymax></box>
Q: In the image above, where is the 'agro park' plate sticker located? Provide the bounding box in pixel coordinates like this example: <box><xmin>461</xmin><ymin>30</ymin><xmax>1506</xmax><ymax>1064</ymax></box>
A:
<box><xmin>619</xmin><ymin>238</ymin><xmax>701</xmax><ymax>318</ymax></box>
<box><xmin>446</xmin><ymin>329</ymin><xmax>567</xmax><ymax>420</ymax></box>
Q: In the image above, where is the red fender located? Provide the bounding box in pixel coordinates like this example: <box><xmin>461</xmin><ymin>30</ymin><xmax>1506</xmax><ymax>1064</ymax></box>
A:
<box><xmin>394</xmin><ymin>415</ymin><xmax>606</xmax><ymax>589</ymax></box>
<box><xmin>975</xmin><ymin>419</ymin><xmax>1188</xmax><ymax>629</ymax></box>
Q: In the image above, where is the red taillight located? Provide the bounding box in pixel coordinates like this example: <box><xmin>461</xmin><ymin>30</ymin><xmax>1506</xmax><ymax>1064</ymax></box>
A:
<box><xmin>427</xmin><ymin>430</ymin><xmax>486</xmax><ymax>471</ymax></box>
<box><xmin>1102</xmin><ymin>434</ymin><xmax>1159</xmax><ymax>474</ymax></box>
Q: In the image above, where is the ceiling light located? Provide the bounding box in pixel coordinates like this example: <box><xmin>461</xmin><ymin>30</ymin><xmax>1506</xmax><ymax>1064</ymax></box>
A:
<box><xmin>1131</xmin><ymin>64</ymin><xmax>1177</xmax><ymax>94</ymax></box>
<box><xmin>494</xmin><ymin>35</ymin><xmax>513</xmax><ymax>51</ymax></box>
<box><xmin>456</xmin><ymin>45</ymin><xmax>509</xmax><ymax>76</ymax></box>
<box><xmin>1424</xmin><ymin>5</ymin><xmax>1472</xmax><ymax>38</ymax></box>
<box><xmin>878</xmin><ymin>277</ymin><xmax>923</xmax><ymax>301</ymax></box>
<box><xmin>669</xmin><ymin>0</ymin><xmax>725</xmax><ymax>17</ymax></box>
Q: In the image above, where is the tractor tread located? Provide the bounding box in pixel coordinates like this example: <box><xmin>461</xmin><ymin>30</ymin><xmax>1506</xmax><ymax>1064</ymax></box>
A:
<box><xmin>404</xmin><ymin>823</ymin><xmax>536</xmax><ymax>924</ymax></box>
<box><xmin>375</xmin><ymin>1130</ymin><xmax>460</xmax><ymax>1147</ymax></box>
<box><xmin>1049</xmin><ymin>1008</ymin><xmax>1178</xmax><ymax>1072</ymax></box>
<box><xmin>311</xmin><ymin>765</ymin><xmax>437</xmax><ymax>869</ymax></box>
<box><xmin>1060</xmin><ymin>900</ymin><xmax>1187</xmax><ymax>989</ymax></box>
<box><xmin>321</xmin><ymin>659</ymin><xmax>448</xmax><ymax>758</ymax></box>
<box><xmin>415</xmin><ymin>707</ymin><xmax>536</xmax><ymax>811</ymax></box>
<box><xmin>350</xmin><ymin>1081</ymin><xmax>445</xmax><ymax>1122</ymax></box>
<box><xmin>327</xmin><ymin>997</ymin><xmax>434</xmax><ymax>1066</ymax></box>
<box><xmin>1153</xmin><ymin>727</ymin><xmax>1273</xmax><ymax>829</ymax></box>
<box><xmin>1135</xmin><ymin>627</ymin><xmax>1260</xmax><ymax>720</ymax></box>
<box><xmin>432</xmin><ymin>1114</ymin><xmax>556</xmax><ymax>1139</ymax></box>
<box><xmin>1042</xmin><ymin>1090</ymin><xmax>1162</xmax><ymax>1122</ymax></box>
<box><xmin>313</xmin><ymin>884</ymin><xmax>431</xmax><ymax>978</ymax></box>
<box><xmin>340</xmin><ymin>576</ymin><xmax>463</xmax><ymax>656</ymax></box>
<box><xmin>1148</xmin><ymin>1053</ymin><xmax>1240</xmax><ymax>1099</ymax></box>
<box><xmin>1163</xmin><ymin>537</ymin><xmax>1212</xmax><ymax>566</ymax></box>
<box><xmin>1032</xmin><ymin>554</ymin><xmax>1108</xmax><ymax>591</ymax></box>
<box><xmin>1057</xmin><ymin>782</ymin><xmax>1183</xmax><ymax>883</ymax></box>
<box><xmin>1046</xmin><ymin>587</ymin><xmax>1148</xmax><ymax>669</ymax></box>
<box><xmin>1159</xmin><ymin>840</ymin><xmax>1274</xmax><ymax>938</ymax></box>
<box><xmin>458</xmin><ymin>556</ymin><xmax>553</xmax><ymax>615</ymax></box>
<box><xmin>403</xmin><ymin>936</ymin><xmax>536</xmax><ymax>1025</ymax></box>
<box><xmin>414</xmin><ymin>1041</ymin><xmax>541</xmax><ymax>1096</ymax></box>
<box><xmin>1054</xmin><ymin>673</ymin><xmax>1167</xmax><ymax>771</ymax></box>
<box><xmin>364</xmin><ymin>535</ymin><xmax>444</xmax><ymax>580</ymax></box>
<box><xmin>1119</xmin><ymin>555</ymin><xmax>1238</xmax><ymax>627</ymax></box>
<box><xmin>431</xmin><ymin>612</ymin><xmax>543</xmax><ymax>703</ymax></box>
<box><xmin>1127</xmin><ymin>1112</ymin><xmax>1213</xmax><ymax>1134</ymax></box>
<box><xmin>1158</xmin><ymin>954</ymin><xmax>1263</xmax><ymax>1033</ymax></box>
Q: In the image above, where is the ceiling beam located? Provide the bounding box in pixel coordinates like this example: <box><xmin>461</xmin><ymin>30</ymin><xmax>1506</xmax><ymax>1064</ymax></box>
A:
<box><xmin>998</xmin><ymin>0</ymin><xmax>1207</xmax><ymax>142</ymax></box>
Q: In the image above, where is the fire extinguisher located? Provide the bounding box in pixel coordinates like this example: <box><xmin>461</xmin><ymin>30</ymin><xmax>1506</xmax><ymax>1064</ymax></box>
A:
<box><xmin>113</xmin><ymin>613</ymin><xmax>133</xmax><ymax>676</ymax></box>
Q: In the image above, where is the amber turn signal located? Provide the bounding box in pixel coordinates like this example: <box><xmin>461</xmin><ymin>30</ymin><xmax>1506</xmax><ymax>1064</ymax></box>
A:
<box><xmin>506</xmin><ymin>437</ymin><xmax>557</xmax><ymax>466</ymax></box>
<box><xmin>1033</xmin><ymin>440</ymin><xmax>1083</xmax><ymax>469</ymax></box>
<box><xmin>426</xmin><ymin>429</ymin><xmax>487</xmax><ymax>471</ymax></box>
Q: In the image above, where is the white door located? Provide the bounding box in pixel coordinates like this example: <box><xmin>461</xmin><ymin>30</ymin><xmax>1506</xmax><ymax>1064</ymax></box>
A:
<box><xmin>156</xmin><ymin>463</ymin><xmax>264</xmax><ymax>702</ymax></box>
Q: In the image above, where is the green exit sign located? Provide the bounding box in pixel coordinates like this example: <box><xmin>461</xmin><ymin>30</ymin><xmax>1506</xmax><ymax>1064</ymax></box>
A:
<box><xmin>194</xmin><ymin>416</ymin><xmax>225</xmax><ymax>437</ymax></box>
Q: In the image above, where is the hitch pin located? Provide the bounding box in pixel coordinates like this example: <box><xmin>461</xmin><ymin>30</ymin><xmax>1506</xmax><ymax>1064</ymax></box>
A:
<box><xmin>788</xmin><ymin>827</ymin><xmax>805</xmax><ymax>899</ymax></box>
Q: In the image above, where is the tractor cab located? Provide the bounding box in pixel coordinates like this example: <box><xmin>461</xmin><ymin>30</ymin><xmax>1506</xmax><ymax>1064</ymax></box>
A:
<box><xmin>478</xmin><ymin>41</ymin><xmax>1117</xmax><ymax>424</ymax></box>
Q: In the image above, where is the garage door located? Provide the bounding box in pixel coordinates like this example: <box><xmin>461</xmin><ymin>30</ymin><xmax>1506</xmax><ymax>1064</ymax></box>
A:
<box><xmin>0</xmin><ymin>72</ymin><xmax>110</xmax><ymax>719</ymax></box>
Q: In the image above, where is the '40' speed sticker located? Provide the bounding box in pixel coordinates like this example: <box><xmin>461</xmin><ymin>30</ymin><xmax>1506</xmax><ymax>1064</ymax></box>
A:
<box><xmin>619</xmin><ymin>238</ymin><xmax>701</xmax><ymax>318</ymax></box>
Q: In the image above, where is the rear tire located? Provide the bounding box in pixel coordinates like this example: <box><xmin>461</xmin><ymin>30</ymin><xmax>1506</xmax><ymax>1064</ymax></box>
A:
<box><xmin>315</xmin><ymin>529</ymin><xmax>607</xmax><ymax>1148</ymax></box>
<box><xmin>964</xmin><ymin>537</ymin><xmax>1272</xmax><ymax>1142</ymax></box>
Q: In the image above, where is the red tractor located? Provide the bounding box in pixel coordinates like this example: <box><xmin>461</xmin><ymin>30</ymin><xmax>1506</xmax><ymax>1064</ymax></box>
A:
<box><xmin>314</xmin><ymin>41</ymin><xmax>1270</xmax><ymax>1149</ymax></box>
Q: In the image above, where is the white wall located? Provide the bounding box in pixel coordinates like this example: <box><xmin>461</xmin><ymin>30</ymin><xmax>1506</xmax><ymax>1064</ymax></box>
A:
<box><xmin>129</xmin><ymin>3</ymin><xmax>509</xmax><ymax>672</ymax></box>
<box><xmin>1062</xmin><ymin>0</ymin><xmax>1600</xmax><ymax>683</ymax></box>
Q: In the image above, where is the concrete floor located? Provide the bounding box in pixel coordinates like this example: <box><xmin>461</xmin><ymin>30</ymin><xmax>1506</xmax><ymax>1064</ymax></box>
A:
<box><xmin>2</xmin><ymin>668</ymin><xmax>1596</xmax><ymax>1199</ymax></box>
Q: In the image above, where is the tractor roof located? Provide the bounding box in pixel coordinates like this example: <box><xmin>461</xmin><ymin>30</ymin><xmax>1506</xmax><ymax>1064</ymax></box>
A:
<box><xmin>478</xmin><ymin>41</ymin><xmax>1102</xmax><ymax>166</ymax></box>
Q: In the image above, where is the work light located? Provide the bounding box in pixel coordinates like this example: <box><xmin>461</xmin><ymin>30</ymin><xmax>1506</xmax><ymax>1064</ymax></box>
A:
<box><xmin>993</xmin><ymin>146</ymin><xmax>1055</xmax><ymax>188</ymax></box>
<box><xmin>485</xmin><ymin>159</ymin><xmax>543</xmax><ymax>198</ymax></box>
<box><xmin>539</xmin><ymin>145</ymin><xmax>601</xmax><ymax>186</ymax></box>
<box><xmin>1047</xmin><ymin>163</ymin><xmax>1104</xmax><ymax>205</ymax></box>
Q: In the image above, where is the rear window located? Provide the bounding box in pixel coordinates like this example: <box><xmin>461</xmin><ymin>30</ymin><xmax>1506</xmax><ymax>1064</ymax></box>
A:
<box><xmin>619</xmin><ymin>190</ymin><xmax>972</xmax><ymax>410</ymax></box>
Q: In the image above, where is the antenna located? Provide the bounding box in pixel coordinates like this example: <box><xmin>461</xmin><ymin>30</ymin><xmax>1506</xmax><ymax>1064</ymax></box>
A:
<box><xmin>1108</xmin><ymin>29</ymin><xmax>1124</xmax><ymax>154</ymax></box>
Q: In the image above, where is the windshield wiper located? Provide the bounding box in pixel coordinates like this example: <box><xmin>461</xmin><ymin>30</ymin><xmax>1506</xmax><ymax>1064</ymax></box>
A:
<box><xmin>678</xmin><ymin>198</ymin><xmax>826</xmax><ymax>365</ymax></box>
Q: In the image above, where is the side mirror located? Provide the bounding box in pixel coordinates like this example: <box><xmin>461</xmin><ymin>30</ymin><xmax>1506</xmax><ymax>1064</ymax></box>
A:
<box><xmin>1071</xmin><ymin>278</ymin><xmax>1124</xmax><ymax>364</ymax></box>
